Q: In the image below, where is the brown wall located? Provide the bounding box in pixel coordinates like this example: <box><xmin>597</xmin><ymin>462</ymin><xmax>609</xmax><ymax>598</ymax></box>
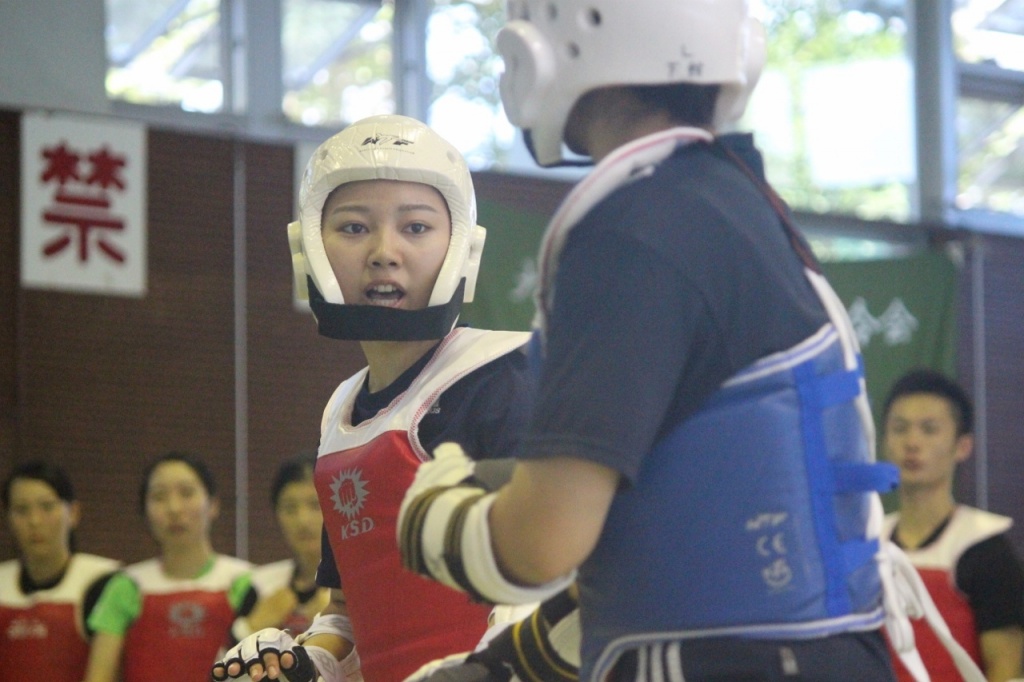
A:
<box><xmin>10</xmin><ymin>126</ymin><xmax>240</xmax><ymax>561</ymax></box>
<box><xmin>1</xmin><ymin>108</ymin><xmax>1023</xmax><ymax>566</ymax></box>
<box><xmin>0</xmin><ymin>110</ymin><xmax>366</xmax><ymax>564</ymax></box>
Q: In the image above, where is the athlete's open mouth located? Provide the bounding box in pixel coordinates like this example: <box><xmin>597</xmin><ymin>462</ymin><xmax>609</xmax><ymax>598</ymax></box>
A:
<box><xmin>366</xmin><ymin>283</ymin><xmax>404</xmax><ymax>306</ymax></box>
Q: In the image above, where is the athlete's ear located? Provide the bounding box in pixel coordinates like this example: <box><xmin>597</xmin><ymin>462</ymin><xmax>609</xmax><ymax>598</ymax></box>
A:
<box><xmin>208</xmin><ymin>496</ymin><xmax>221</xmax><ymax>523</ymax></box>
<box><xmin>67</xmin><ymin>500</ymin><xmax>82</xmax><ymax>530</ymax></box>
<box><xmin>954</xmin><ymin>433</ymin><xmax>974</xmax><ymax>464</ymax></box>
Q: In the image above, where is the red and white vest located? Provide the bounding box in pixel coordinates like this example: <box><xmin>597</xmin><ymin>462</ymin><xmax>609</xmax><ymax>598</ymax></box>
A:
<box><xmin>884</xmin><ymin>506</ymin><xmax>1013</xmax><ymax>681</ymax></box>
<box><xmin>0</xmin><ymin>553</ymin><xmax>119</xmax><ymax>682</ymax></box>
<box><xmin>120</xmin><ymin>555</ymin><xmax>251</xmax><ymax>682</ymax></box>
<box><xmin>316</xmin><ymin>327</ymin><xmax>528</xmax><ymax>682</ymax></box>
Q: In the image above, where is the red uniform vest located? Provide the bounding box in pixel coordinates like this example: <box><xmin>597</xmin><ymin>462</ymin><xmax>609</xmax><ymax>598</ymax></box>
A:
<box><xmin>884</xmin><ymin>506</ymin><xmax>1012</xmax><ymax>681</ymax></box>
<box><xmin>120</xmin><ymin>556</ymin><xmax>251</xmax><ymax>682</ymax></box>
<box><xmin>0</xmin><ymin>554</ymin><xmax>119</xmax><ymax>682</ymax></box>
<box><xmin>316</xmin><ymin>328</ymin><xmax>528</xmax><ymax>682</ymax></box>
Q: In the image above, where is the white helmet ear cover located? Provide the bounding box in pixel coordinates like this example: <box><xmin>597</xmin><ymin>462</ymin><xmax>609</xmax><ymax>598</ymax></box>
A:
<box><xmin>496</xmin><ymin>20</ymin><xmax>557</xmax><ymax>129</ymax></box>
<box><xmin>462</xmin><ymin>225</ymin><xmax>487</xmax><ymax>304</ymax></box>
<box><xmin>714</xmin><ymin>18</ymin><xmax>767</xmax><ymax>131</ymax></box>
<box><xmin>287</xmin><ymin>220</ymin><xmax>310</xmax><ymax>303</ymax></box>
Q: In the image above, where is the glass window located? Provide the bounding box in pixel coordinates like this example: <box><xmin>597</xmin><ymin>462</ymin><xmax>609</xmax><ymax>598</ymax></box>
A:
<box><xmin>282</xmin><ymin>0</ymin><xmax>394</xmax><ymax>126</ymax></box>
<box><xmin>807</xmin><ymin>236</ymin><xmax>913</xmax><ymax>262</ymax></box>
<box><xmin>105</xmin><ymin>0</ymin><xmax>225</xmax><ymax>112</ymax></box>
<box><xmin>953</xmin><ymin>0</ymin><xmax>1024</xmax><ymax>72</ymax></box>
<box><xmin>957</xmin><ymin>96</ymin><xmax>1024</xmax><ymax>216</ymax></box>
<box><xmin>426</xmin><ymin>0</ymin><xmax>511</xmax><ymax>169</ymax></box>
<box><xmin>743</xmin><ymin>1</ymin><xmax>914</xmax><ymax>222</ymax></box>
<box><xmin>954</xmin><ymin>1</ymin><xmax>1024</xmax><ymax>220</ymax></box>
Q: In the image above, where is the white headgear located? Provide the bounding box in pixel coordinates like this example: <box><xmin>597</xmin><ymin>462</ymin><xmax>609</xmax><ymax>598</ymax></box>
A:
<box><xmin>496</xmin><ymin>0</ymin><xmax>767</xmax><ymax>166</ymax></box>
<box><xmin>289</xmin><ymin>114</ymin><xmax>485</xmax><ymax>309</ymax></box>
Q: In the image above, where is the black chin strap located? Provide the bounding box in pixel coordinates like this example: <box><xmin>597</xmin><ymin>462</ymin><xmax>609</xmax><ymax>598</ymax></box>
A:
<box><xmin>308</xmin><ymin>278</ymin><xmax>466</xmax><ymax>341</ymax></box>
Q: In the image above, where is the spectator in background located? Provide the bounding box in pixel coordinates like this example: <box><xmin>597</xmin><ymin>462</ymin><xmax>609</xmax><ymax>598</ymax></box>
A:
<box><xmin>84</xmin><ymin>451</ymin><xmax>254</xmax><ymax>682</ymax></box>
<box><xmin>1</xmin><ymin>460</ymin><xmax>120</xmax><ymax>682</ymax></box>
<box><xmin>883</xmin><ymin>369</ymin><xmax>1024</xmax><ymax>682</ymax></box>
<box><xmin>231</xmin><ymin>453</ymin><xmax>332</xmax><ymax>641</ymax></box>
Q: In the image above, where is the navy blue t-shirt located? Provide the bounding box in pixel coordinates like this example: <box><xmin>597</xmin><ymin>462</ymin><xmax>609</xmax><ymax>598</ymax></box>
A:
<box><xmin>519</xmin><ymin>135</ymin><xmax>895</xmax><ymax>680</ymax></box>
<box><xmin>520</xmin><ymin>135</ymin><xmax>829</xmax><ymax>483</ymax></box>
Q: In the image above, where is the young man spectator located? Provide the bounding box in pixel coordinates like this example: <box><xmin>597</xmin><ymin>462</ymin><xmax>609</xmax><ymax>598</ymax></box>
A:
<box><xmin>883</xmin><ymin>369</ymin><xmax>1024</xmax><ymax>682</ymax></box>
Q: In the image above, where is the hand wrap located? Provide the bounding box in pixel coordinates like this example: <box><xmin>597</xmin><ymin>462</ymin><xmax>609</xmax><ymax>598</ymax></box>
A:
<box><xmin>398</xmin><ymin>443</ymin><xmax>575</xmax><ymax>605</ymax></box>
<box><xmin>211</xmin><ymin>626</ymin><xmax>346</xmax><ymax>682</ymax></box>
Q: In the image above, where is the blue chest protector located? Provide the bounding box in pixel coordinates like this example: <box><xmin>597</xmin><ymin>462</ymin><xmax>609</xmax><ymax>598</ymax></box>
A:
<box><xmin>578</xmin><ymin>325</ymin><xmax>899</xmax><ymax>680</ymax></box>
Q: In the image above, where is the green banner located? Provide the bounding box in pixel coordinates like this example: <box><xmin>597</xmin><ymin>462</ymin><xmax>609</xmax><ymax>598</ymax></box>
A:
<box><xmin>821</xmin><ymin>252</ymin><xmax>959</xmax><ymax>429</ymax></box>
<box><xmin>460</xmin><ymin>199</ymin><xmax>546</xmax><ymax>332</ymax></box>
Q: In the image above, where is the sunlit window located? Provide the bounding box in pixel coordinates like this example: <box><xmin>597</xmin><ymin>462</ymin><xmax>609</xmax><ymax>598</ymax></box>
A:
<box><xmin>105</xmin><ymin>0</ymin><xmax>225</xmax><ymax>113</ymax></box>
<box><xmin>957</xmin><ymin>97</ymin><xmax>1024</xmax><ymax>216</ymax></box>
<box><xmin>953</xmin><ymin>0</ymin><xmax>1024</xmax><ymax>71</ymax></box>
<box><xmin>954</xmin><ymin>0</ymin><xmax>1024</xmax><ymax>219</ymax></box>
<box><xmin>102</xmin><ymin>0</ymin><xmax>1023</xmax><ymax>228</ymax></box>
<box><xmin>426</xmin><ymin>0</ymin><xmax>513</xmax><ymax>170</ymax></box>
<box><xmin>282</xmin><ymin>0</ymin><xmax>394</xmax><ymax>126</ymax></box>
<box><xmin>743</xmin><ymin>1</ymin><xmax>914</xmax><ymax>223</ymax></box>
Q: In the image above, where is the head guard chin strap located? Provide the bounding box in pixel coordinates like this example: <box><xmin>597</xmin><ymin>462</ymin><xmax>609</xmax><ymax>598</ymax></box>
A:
<box><xmin>308</xmin><ymin>277</ymin><xmax>466</xmax><ymax>341</ymax></box>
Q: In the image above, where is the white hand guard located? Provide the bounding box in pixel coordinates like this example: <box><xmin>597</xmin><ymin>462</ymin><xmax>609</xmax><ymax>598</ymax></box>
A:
<box><xmin>212</xmin><ymin>628</ymin><xmax>345</xmax><ymax>682</ymax></box>
<box><xmin>398</xmin><ymin>442</ymin><xmax>576</xmax><ymax>605</ymax></box>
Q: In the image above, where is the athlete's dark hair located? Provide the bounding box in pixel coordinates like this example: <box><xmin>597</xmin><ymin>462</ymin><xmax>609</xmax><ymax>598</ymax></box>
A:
<box><xmin>271</xmin><ymin>451</ymin><xmax>317</xmax><ymax>509</ymax></box>
<box><xmin>138</xmin><ymin>451</ymin><xmax>217</xmax><ymax>514</ymax></box>
<box><xmin>628</xmin><ymin>82</ymin><xmax>721</xmax><ymax>128</ymax></box>
<box><xmin>882</xmin><ymin>369</ymin><xmax>974</xmax><ymax>437</ymax></box>
<box><xmin>2</xmin><ymin>460</ymin><xmax>77</xmax><ymax>509</ymax></box>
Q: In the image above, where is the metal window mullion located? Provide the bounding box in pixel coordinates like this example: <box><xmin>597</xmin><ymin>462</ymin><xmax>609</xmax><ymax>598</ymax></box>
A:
<box><xmin>245</xmin><ymin>0</ymin><xmax>284</xmax><ymax>129</ymax></box>
<box><xmin>910</xmin><ymin>0</ymin><xmax>958</xmax><ymax>226</ymax></box>
<box><xmin>110</xmin><ymin>0</ymin><xmax>193</xmax><ymax>66</ymax></box>
<box><xmin>959</xmin><ymin>62</ymin><xmax>1024</xmax><ymax>103</ymax></box>
<box><xmin>393</xmin><ymin>0</ymin><xmax>431</xmax><ymax>121</ymax></box>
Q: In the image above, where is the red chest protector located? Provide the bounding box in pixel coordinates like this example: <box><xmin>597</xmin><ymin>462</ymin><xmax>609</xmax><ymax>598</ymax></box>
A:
<box><xmin>316</xmin><ymin>328</ymin><xmax>528</xmax><ymax>682</ymax></box>
<box><xmin>0</xmin><ymin>601</ymin><xmax>84</xmax><ymax>678</ymax></box>
<box><xmin>0</xmin><ymin>554</ymin><xmax>119</xmax><ymax>682</ymax></box>
<box><xmin>884</xmin><ymin>507</ymin><xmax>1012</xmax><ymax>681</ymax></box>
<box><xmin>120</xmin><ymin>556</ymin><xmax>251</xmax><ymax>682</ymax></box>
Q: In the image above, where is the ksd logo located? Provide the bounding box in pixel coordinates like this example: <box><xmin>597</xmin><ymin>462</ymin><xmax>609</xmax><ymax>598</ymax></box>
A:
<box><xmin>330</xmin><ymin>469</ymin><xmax>369</xmax><ymax>519</ymax></box>
<box><xmin>6</xmin><ymin>617</ymin><xmax>47</xmax><ymax>640</ymax></box>
<box><xmin>169</xmin><ymin>601</ymin><xmax>206</xmax><ymax>637</ymax></box>
<box><xmin>329</xmin><ymin>469</ymin><xmax>375</xmax><ymax>540</ymax></box>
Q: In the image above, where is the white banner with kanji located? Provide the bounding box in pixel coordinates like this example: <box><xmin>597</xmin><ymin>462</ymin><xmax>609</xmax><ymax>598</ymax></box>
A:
<box><xmin>20</xmin><ymin>112</ymin><xmax>147</xmax><ymax>296</ymax></box>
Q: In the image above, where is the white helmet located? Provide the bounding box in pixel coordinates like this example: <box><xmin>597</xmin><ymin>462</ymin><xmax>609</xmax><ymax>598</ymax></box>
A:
<box><xmin>497</xmin><ymin>0</ymin><xmax>767</xmax><ymax>166</ymax></box>
<box><xmin>288</xmin><ymin>115</ymin><xmax>486</xmax><ymax>340</ymax></box>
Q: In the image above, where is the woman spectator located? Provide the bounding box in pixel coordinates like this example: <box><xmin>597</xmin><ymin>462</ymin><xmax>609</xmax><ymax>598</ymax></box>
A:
<box><xmin>0</xmin><ymin>460</ymin><xmax>120</xmax><ymax>682</ymax></box>
<box><xmin>84</xmin><ymin>451</ymin><xmax>253</xmax><ymax>682</ymax></box>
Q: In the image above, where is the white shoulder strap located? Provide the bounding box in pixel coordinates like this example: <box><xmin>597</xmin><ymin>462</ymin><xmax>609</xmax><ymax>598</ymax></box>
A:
<box><xmin>880</xmin><ymin>541</ymin><xmax>986</xmax><ymax>682</ymax></box>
